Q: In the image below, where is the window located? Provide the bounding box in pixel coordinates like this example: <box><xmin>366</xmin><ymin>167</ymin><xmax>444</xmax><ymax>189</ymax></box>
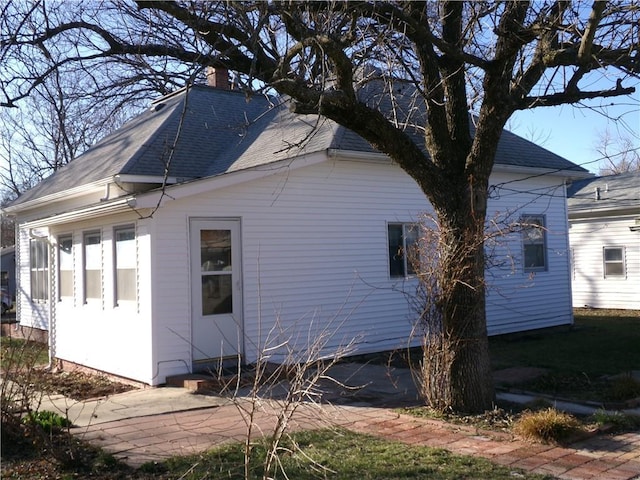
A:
<box><xmin>603</xmin><ymin>247</ymin><xmax>625</xmax><ymax>278</ymax></box>
<box><xmin>30</xmin><ymin>239</ymin><xmax>49</xmax><ymax>301</ymax></box>
<box><xmin>388</xmin><ymin>223</ymin><xmax>418</xmax><ymax>277</ymax></box>
<box><xmin>114</xmin><ymin>226</ymin><xmax>136</xmax><ymax>304</ymax></box>
<box><xmin>83</xmin><ymin>231</ymin><xmax>102</xmax><ymax>302</ymax></box>
<box><xmin>521</xmin><ymin>215</ymin><xmax>547</xmax><ymax>272</ymax></box>
<box><xmin>58</xmin><ymin>235</ymin><xmax>73</xmax><ymax>299</ymax></box>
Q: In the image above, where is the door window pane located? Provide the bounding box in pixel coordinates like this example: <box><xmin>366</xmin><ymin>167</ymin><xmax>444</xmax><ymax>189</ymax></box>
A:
<box><xmin>201</xmin><ymin>275</ymin><xmax>232</xmax><ymax>315</ymax></box>
<box><xmin>200</xmin><ymin>230</ymin><xmax>231</xmax><ymax>271</ymax></box>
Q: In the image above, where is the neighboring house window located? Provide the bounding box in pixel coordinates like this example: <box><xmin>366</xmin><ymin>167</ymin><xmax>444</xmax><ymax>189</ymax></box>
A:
<box><xmin>603</xmin><ymin>246</ymin><xmax>625</xmax><ymax>278</ymax></box>
<box><xmin>30</xmin><ymin>239</ymin><xmax>49</xmax><ymax>301</ymax></box>
<box><xmin>58</xmin><ymin>235</ymin><xmax>73</xmax><ymax>299</ymax></box>
<box><xmin>0</xmin><ymin>271</ymin><xmax>8</xmax><ymax>287</ymax></box>
<box><xmin>114</xmin><ymin>226</ymin><xmax>136</xmax><ymax>304</ymax></box>
<box><xmin>388</xmin><ymin>223</ymin><xmax>418</xmax><ymax>277</ymax></box>
<box><xmin>521</xmin><ymin>215</ymin><xmax>547</xmax><ymax>272</ymax></box>
<box><xmin>83</xmin><ymin>231</ymin><xmax>102</xmax><ymax>302</ymax></box>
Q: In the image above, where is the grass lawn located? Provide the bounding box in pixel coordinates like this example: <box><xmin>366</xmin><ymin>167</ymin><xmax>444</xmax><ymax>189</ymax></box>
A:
<box><xmin>0</xmin><ymin>337</ymin><xmax>49</xmax><ymax>370</ymax></box>
<box><xmin>490</xmin><ymin>308</ymin><xmax>640</xmax><ymax>401</ymax></box>
<box><xmin>149</xmin><ymin>429</ymin><xmax>552</xmax><ymax>480</ymax></box>
<box><xmin>490</xmin><ymin>308</ymin><xmax>640</xmax><ymax>376</ymax></box>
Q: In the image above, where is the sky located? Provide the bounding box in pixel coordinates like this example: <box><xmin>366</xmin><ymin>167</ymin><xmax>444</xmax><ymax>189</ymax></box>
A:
<box><xmin>507</xmin><ymin>87</ymin><xmax>640</xmax><ymax>175</ymax></box>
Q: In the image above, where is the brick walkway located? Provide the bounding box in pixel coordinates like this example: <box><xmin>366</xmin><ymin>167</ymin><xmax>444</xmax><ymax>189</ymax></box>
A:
<box><xmin>75</xmin><ymin>401</ymin><xmax>640</xmax><ymax>479</ymax></box>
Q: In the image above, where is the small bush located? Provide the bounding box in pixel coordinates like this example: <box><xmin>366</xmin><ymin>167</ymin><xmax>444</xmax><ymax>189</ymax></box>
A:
<box><xmin>513</xmin><ymin>408</ymin><xmax>583</xmax><ymax>444</ymax></box>
<box><xmin>23</xmin><ymin>410</ymin><xmax>72</xmax><ymax>433</ymax></box>
<box><xmin>591</xmin><ymin>410</ymin><xmax>640</xmax><ymax>432</ymax></box>
<box><xmin>605</xmin><ymin>375</ymin><xmax>640</xmax><ymax>402</ymax></box>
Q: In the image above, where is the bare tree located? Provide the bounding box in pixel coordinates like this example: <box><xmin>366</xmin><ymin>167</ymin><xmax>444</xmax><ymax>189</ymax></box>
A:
<box><xmin>1</xmin><ymin>1</ymin><xmax>638</xmax><ymax>412</ymax></box>
<box><xmin>595</xmin><ymin>129</ymin><xmax>640</xmax><ymax>175</ymax></box>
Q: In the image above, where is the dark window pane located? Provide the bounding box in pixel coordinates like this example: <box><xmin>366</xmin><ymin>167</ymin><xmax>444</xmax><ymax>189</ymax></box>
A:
<box><xmin>524</xmin><ymin>244</ymin><xmax>545</xmax><ymax>269</ymax></box>
<box><xmin>604</xmin><ymin>248</ymin><xmax>622</xmax><ymax>262</ymax></box>
<box><xmin>388</xmin><ymin>224</ymin><xmax>404</xmax><ymax>277</ymax></box>
<box><xmin>605</xmin><ymin>262</ymin><xmax>624</xmax><ymax>276</ymax></box>
<box><xmin>202</xmin><ymin>275</ymin><xmax>232</xmax><ymax>315</ymax></box>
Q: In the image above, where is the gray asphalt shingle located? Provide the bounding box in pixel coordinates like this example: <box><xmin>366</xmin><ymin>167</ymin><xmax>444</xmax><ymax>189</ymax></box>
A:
<box><xmin>9</xmin><ymin>84</ymin><xmax>587</xmax><ymax>208</ymax></box>
<box><xmin>567</xmin><ymin>171</ymin><xmax>640</xmax><ymax>212</ymax></box>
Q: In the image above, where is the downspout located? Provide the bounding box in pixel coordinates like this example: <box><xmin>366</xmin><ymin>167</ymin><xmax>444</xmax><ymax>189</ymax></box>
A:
<box><xmin>29</xmin><ymin>228</ymin><xmax>55</xmax><ymax>369</ymax></box>
<box><xmin>562</xmin><ymin>181</ymin><xmax>575</xmax><ymax>327</ymax></box>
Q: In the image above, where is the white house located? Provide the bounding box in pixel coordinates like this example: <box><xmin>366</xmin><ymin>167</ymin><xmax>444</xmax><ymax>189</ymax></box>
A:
<box><xmin>567</xmin><ymin>172</ymin><xmax>640</xmax><ymax>310</ymax></box>
<box><xmin>2</xmin><ymin>78</ymin><xmax>590</xmax><ymax>386</ymax></box>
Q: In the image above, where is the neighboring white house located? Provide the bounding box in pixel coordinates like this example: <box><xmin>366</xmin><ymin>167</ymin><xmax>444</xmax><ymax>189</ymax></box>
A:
<box><xmin>567</xmin><ymin>172</ymin><xmax>640</xmax><ymax>310</ymax></box>
<box><xmin>2</xmin><ymin>77</ymin><xmax>591</xmax><ymax>386</ymax></box>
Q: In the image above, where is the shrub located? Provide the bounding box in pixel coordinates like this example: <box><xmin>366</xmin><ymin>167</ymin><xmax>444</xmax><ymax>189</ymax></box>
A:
<box><xmin>513</xmin><ymin>408</ymin><xmax>583</xmax><ymax>444</ymax></box>
<box><xmin>23</xmin><ymin>410</ymin><xmax>72</xmax><ymax>433</ymax></box>
<box><xmin>605</xmin><ymin>374</ymin><xmax>640</xmax><ymax>402</ymax></box>
<box><xmin>591</xmin><ymin>410</ymin><xmax>640</xmax><ymax>432</ymax></box>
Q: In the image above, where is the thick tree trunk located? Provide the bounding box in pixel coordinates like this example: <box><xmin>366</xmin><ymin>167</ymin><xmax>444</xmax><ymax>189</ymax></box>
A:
<box><xmin>421</xmin><ymin>178</ymin><xmax>495</xmax><ymax>413</ymax></box>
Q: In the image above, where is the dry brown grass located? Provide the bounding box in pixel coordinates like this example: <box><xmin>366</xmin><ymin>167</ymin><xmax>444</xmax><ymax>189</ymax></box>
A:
<box><xmin>513</xmin><ymin>408</ymin><xmax>584</xmax><ymax>444</ymax></box>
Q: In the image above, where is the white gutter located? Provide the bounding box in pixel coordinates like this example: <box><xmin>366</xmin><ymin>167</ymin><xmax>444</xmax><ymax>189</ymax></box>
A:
<box><xmin>2</xmin><ymin>178</ymin><xmax>112</xmax><ymax>214</ymax></box>
<box><xmin>19</xmin><ymin>197</ymin><xmax>138</xmax><ymax>229</ymax></box>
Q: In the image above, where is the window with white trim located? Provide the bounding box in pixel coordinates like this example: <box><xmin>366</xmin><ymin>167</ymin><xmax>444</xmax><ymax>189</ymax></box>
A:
<box><xmin>114</xmin><ymin>226</ymin><xmax>136</xmax><ymax>304</ymax></box>
<box><xmin>521</xmin><ymin>215</ymin><xmax>547</xmax><ymax>272</ymax></box>
<box><xmin>388</xmin><ymin>223</ymin><xmax>419</xmax><ymax>277</ymax></box>
<box><xmin>58</xmin><ymin>235</ymin><xmax>73</xmax><ymax>299</ymax></box>
<box><xmin>603</xmin><ymin>246</ymin><xmax>625</xmax><ymax>278</ymax></box>
<box><xmin>83</xmin><ymin>231</ymin><xmax>102</xmax><ymax>302</ymax></box>
<box><xmin>30</xmin><ymin>239</ymin><xmax>49</xmax><ymax>301</ymax></box>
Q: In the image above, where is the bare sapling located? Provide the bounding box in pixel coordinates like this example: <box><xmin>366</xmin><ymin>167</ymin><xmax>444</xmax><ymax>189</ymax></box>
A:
<box><xmin>205</xmin><ymin>312</ymin><xmax>358</xmax><ymax>480</ymax></box>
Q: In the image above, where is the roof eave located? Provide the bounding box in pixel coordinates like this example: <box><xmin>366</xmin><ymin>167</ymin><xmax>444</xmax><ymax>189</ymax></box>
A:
<box><xmin>492</xmin><ymin>163</ymin><xmax>592</xmax><ymax>179</ymax></box>
<box><xmin>16</xmin><ymin>197</ymin><xmax>139</xmax><ymax>228</ymax></box>
<box><xmin>2</xmin><ymin>178</ymin><xmax>112</xmax><ymax>215</ymax></box>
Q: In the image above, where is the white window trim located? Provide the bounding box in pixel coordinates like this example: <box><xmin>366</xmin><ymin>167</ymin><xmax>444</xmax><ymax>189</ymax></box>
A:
<box><xmin>388</xmin><ymin>222</ymin><xmax>419</xmax><ymax>278</ymax></box>
<box><xmin>57</xmin><ymin>234</ymin><xmax>74</xmax><ymax>301</ymax></box>
<box><xmin>113</xmin><ymin>225</ymin><xmax>137</xmax><ymax>307</ymax></box>
<box><xmin>29</xmin><ymin>238</ymin><xmax>49</xmax><ymax>303</ymax></box>
<box><xmin>521</xmin><ymin>214</ymin><xmax>548</xmax><ymax>273</ymax></box>
<box><xmin>83</xmin><ymin>230</ymin><xmax>102</xmax><ymax>305</ymax></box>
<box><xmin>603</xmin><ymin>246</ymin><xmax>626</xmax><ymax>279</ymax></box>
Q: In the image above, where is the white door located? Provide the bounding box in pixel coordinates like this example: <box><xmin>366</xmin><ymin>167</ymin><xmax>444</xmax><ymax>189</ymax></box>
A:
<box><xmin>190</xmin><ymin>219</ymin><xmax>243</xmax><ymax>364</ymax></box>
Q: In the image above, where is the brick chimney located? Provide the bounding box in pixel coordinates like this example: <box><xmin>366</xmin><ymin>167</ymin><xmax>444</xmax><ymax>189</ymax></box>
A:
<box><xmin>206</xmin><ymin>66</ymin><xmax>230</xmax><ymax>90</ymax></box>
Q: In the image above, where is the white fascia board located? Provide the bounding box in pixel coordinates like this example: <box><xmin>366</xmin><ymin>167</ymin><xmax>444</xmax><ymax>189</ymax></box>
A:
<box><xmin>134</xmin><ymin>151</ymin><xmax>329</xmax><ymax>209</ymax></box>
<box><xmin>568</xmin><ymin>206</ymin><xmax>640</xmax><ymax>220</ymax></box>
<box><xmin>18</xmin><ymin>197</ymin><xmax>138</xmax><ymax>229</ymax></box>
<box><xmin>2</xmin><ymin>178</ymin><xmax>112</xmax><ymax>215</ymax></box>
<box><xmin>492</xmin><ymin>163</ymin><xmax>593</xmax><ymax>180</ymax></box>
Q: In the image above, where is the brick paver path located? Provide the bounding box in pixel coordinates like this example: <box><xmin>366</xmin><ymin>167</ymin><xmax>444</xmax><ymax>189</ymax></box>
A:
<box><xmin>76</xmin><ymin>402</ymin><xmax>640</xmax><ymax>479</ymax></box>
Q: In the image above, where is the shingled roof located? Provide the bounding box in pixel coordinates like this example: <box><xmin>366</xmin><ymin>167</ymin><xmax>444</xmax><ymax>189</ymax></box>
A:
<box><xmin>567</xmin><ymin>171</ymin><xmax>640</xmax><ymax>213</ymax></box>
<box><xmin>9</xmin><ymin>84</ymin><xmax>588</xmax><ymax>208</ymax></box>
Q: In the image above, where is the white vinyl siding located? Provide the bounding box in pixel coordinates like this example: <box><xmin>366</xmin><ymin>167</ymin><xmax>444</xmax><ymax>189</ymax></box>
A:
<box><xmin>148</xmin><ymin>160</ymin><xmax>574</xmax><ymax>382</ymax></box>
<box><xmin>570</xmin><ymin>216</ymin><xmax>639</xmax><ymax>309</ymax></box>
